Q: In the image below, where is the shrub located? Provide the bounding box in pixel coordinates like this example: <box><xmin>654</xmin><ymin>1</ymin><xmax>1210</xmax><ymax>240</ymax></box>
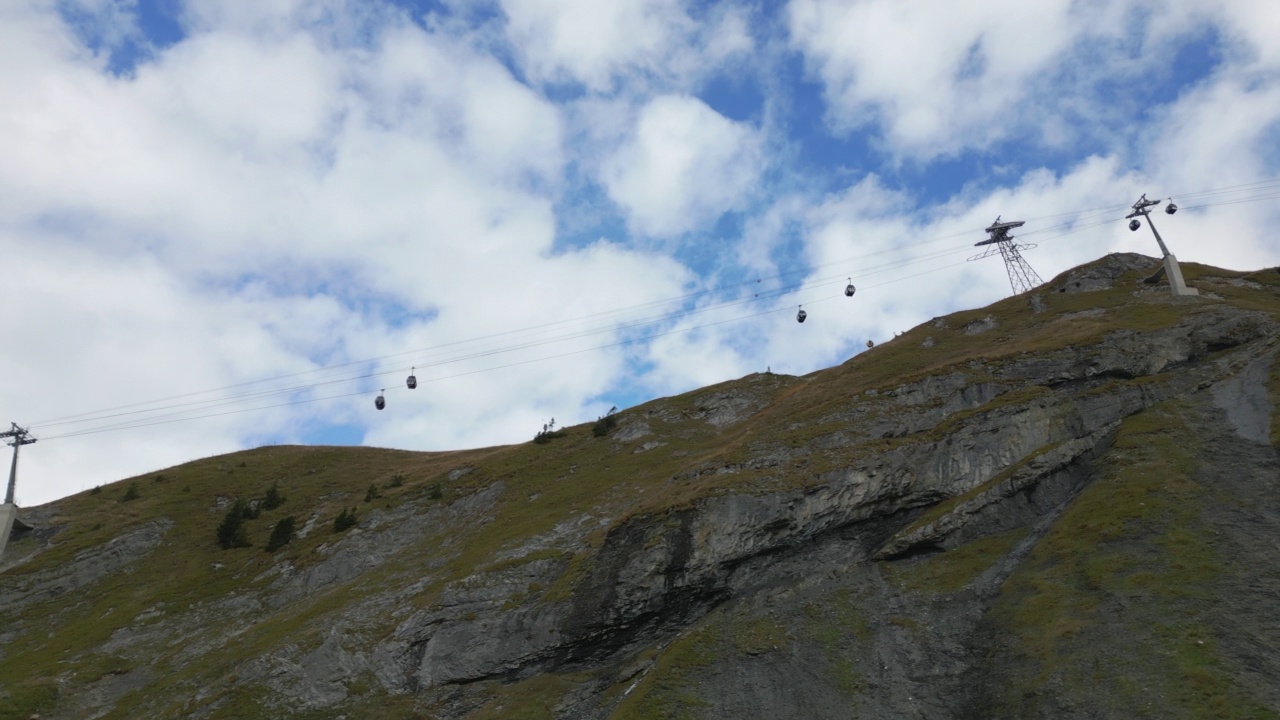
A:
<box><xmin>533</xmin><ymin>418</ymin><xmax>566</xmax><ymax>444</ymax></box>
<box><xmin>90</xmin><ymin>486</ymin><xmax>102</xmax><ymax>495</ymax></box>
<box><xmin>591</xmin><ymin>414</ymin><xmax>618</xmax><ymax>437</ymax></box>
<box><xmin>241</xmin><ymin>501</ymin><xmax>260</xmax><ymax>520</ymax></box>
<box><xmin>364</xmin><ymin>483</ymin><xmax>380</xmax><ymax>503</ymax></box>
<box><xmin>264</xmin><ymin>516</ymin><xmax>296</xmax><ymax>552</ymax></box>
<box><xmin>262</xmin><ymin>481</ymin><xmax>286</xmax><ymax>510</ymax></box>
<box><xmin>388</xmin><ymin>474</ymin><xmax>406</xmax><ymax>488</ymax></box>
<box><xmin>216</xmin><ymin>499</ymin><xmax>252</xmax><ymax>549</ymax></box>
<box><xmin>121</xmin><ymin>483</ymin><xmax>141</xmax><ymax>502</ymax></box>
<box><xmin>333</xmin><ymin>507</ymin><xmax>358</xmax><ymax>532</ymax></box>
<box><xmin>426</xmin><ymin>483</ymin><xmax>443</xmax><ymax>500</ymax></box>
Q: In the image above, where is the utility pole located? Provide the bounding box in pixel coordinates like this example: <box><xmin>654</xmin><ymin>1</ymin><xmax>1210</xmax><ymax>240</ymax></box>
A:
<box><xmin>1</xmin><ymin>423</ymin><xmax>37</xmax><ymax>505</ymax></box>
<box><xmin>969</xmin><ymin>217</ymin><xmax>1044</xmax><ymax>296</ymax></box>
<box><xmin>1126</xmin><ymin>194</ymin><xmax>1198</xmax><ymax>296</ymax></box>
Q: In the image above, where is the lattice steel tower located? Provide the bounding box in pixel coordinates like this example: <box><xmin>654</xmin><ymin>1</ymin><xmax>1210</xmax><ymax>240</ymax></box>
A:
<box><xmin>969</xmin><ymin>217</ymin><xmax>1043</xmax><ymax>295</ymax></box>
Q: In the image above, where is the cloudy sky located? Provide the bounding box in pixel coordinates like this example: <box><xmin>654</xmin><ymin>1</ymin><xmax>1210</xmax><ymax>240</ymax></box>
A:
<box><xmin>2</xmin><ymin>0</ymin><xmax>1278</xmax><ymax>505</ymax></box>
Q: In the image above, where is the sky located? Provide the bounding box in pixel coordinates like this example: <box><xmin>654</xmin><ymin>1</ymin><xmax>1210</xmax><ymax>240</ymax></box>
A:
<box><xmin>2</xmin><ymin>0</ymin><xmax>1279</xmax><ymax>506</ymax></box>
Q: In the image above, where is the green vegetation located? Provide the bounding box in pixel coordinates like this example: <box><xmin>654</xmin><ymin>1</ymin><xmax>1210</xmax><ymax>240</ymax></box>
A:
<box><xmin>886</xmin><ymin>528</ymin><xmax>1028</xmax><ymax>593</ymax></box>
<box><xmin>468</xmin><ymin>674</ymin><xmax>580</xmax><ymax>720</ymax></box>
<box><xmin>0</xmin><ymin>444</ymin><xmax>490</xmax><ymax>720</ymax></box>
<box><xmin>592</xmin><ymin>408</ymin><xmax>619</xmax><ymax>437</ymax></box>
<box><xmin>121</xmin><ymin>482</ymin><xmax>141</xmax><ymax>502</ymax></box>
<box><xmin>0</xmin><ymin>678</ymin><xmax>57</xmax><ymax>720</ymax></box>
<box><xmin>799</xmin><ymin>589</ymin><xmax>869</xmax><ymax>696</ymax></box>
<box><xmin>611</xmin><ymin>626</ymin><xmax>718</xmax><ymax>719</ymax></box>
<box><xmin>261</xmin><ymin>481</ymin><xmax>285</xmax><ymax>510</ymax></box>
<box><xmin>533</xmin><ymin>418</ymin><xmax>568</xmax><ymax>444</ymax></box>
<box><xmin>990</xmin><ymin>402</ymin><xmax>1278</xmax><ymax>718</ymax></box>
<box><xmin>363</xmin><ymin>483</ymin><xmax>380</xmax><ymax>503</ymax></box>
<box><xmin>333</xmin><ymin>507</ymin><xmax>358</xmax><ymax>532</ymax></box>
<box><xmin>532</xmin><ymin>430</ymin><xmax>567</xmax><ymax>444</ymax></box>
<box><xmin>729</xmin><ymin>615</ymin><xmax>791</xmax><ymax>655</ymax></box>
<box><xmin>264</xmin><ymin>516</ymin><xmax>296</xmax><ymax>552</ymax></box>
<box><xmin>216</xmin><ymin>498</ymin><xmax>252</xmax><ymax>549</ymax></box>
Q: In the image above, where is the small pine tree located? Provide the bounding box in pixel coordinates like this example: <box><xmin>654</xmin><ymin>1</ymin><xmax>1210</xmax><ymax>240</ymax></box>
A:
<box><xmin>591</xmin><ymin>413</ymin><xmax>618</xmax><ymax>437</ymax></box>
<box><xmin>364</xmin><ymin>483</ymin><xmax>380</xmax><ymax>503</ymax></box>
<box><xmin>426</xmin><ymin>483</ymin><xmax>443</xmax><ymax>500</ymax></box>
<box><xmin>121</xmin><ymin>482</ymin><xmax>141</xmax><ymax>502</ymax></box>
<box><xmin>333</xmin><ymin>507</ymin><xmax>358</xmax><ymax>532</ymax></box>
<box><xmin>264</xmin><ymin>516</ymin><xmax>296</xmax><ymax>552</ymax></box>
<box><xmin>262</xmin><ymin>481</ymin><xmax>285</xmax><ymax>510</ymax></box>
<box><xmin>90</xmin><ymin>485</ymin><xmax>102</xmax><ymax>495</ymax></box>
<box><xmin>388</xmin><ymin>474</ymin><xmax>405</xmax><ymax>488</ymax></box>
<box><xmin>241</xmin><ymin>501</ymin><xmax>260</xmax><ymax>520</ymax></box>
<box><xmin>216</xmin><ymin>498</ymin><xmax>252</xmax><ymax>549</ymax></box>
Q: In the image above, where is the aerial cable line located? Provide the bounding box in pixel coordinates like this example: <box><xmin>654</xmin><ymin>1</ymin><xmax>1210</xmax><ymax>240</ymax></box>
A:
<box><xmin>40</xmin><ymin>180</ymin><xmax>1277</xmax><ymax>428</ymax></box>
<box><xmin>42</xmin><ymin>251</ymin><xmax>986</xmax><ymax>440</ymax></box>
<box><xmin>34</xmin><ymin>243</ymin><xmax>978</xmax><ymax>431</ymax></box>
<box><xmin>28</xmin><ymin>228</ymin><xmax>978</xmax><ymax>427</ymax></box>
<box><xmin>44</xmin><ymin>255</ymin><xmax>975</xmax><ymax>440</ymax></box>
<box><xmin>40</xmin><ymin>292</ymin><xmax>851</xmax><ymax>440</ymax></box>
<box><xmin>32</xmin><ymin>279</ymin><xmax>822</xmax><ymax>430</ymax></box>
<box><xmin>28</xmin><ymin>178</ymin><xmax>1280</xmax><ymax>433</ymax></box>
<box><xmin>33</xmin><ymin>190</ymin><xmax>1280</xmax><ymax>433</ymax></box>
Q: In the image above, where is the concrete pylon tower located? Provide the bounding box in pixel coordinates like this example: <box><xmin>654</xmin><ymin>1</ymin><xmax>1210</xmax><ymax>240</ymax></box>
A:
<box><xmin>1127</xmin><ymin>194</ymin><xmax>1198</xmax><ymax>296</ymax></box>
<box><xmin>1</xmin><ymin>422</ymin><xmax>36</xmax><ymax>559</ymax></box>
<box><xmin>2</xmin><ymin>423</ymin><xmax>36</xmax><ymax>505</ymax></box>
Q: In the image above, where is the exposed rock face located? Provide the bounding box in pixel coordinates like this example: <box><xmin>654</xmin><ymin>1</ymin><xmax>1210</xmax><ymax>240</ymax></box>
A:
<box><xmin>0</xmin><ymin>518</ymin><xmax>173</xmax><ymax>612</ymax></box>
<box><xmin>4</xmin><ymin>254</ymin><xmax>1279</xmax><ymax>719</ymax></box>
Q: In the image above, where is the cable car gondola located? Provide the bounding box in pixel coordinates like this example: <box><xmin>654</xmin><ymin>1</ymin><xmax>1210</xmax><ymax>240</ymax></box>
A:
<box><xmin>845</xmin><ymin>278</ymin><xmax>856</xmax><ymax>297</ymax></box>
<box><xmin>1129</xmin><ymin>219</ymin><xmax>1141</xmax><ymax>231</ymax></box>
<box><xmin>796</xmin><ymin>306</ymin><xmax>807</xmax><ymax>323</ymax></box>
<box><xmin>375</xmin><ymin>390</ymin><xmax>386</xmax><ymax>411</ymax></box>
<box><xmin>1166</xmin><ymin>200</ymin><xmax>1178</xmax><ymax>215</ymax></box>
<box><xmin>407</xmin><ymin>367</ymin><xmax>417</xmax><ymax>390</ymax></box>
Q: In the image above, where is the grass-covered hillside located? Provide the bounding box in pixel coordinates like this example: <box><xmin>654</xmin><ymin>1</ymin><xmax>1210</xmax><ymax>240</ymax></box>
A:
<box><xmin>2</xmin><ymin>253</ymin><xmax>1279</xmax><ymax>720</ymax></box>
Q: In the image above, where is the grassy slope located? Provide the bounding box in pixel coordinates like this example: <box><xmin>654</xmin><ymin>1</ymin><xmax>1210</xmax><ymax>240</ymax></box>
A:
<box><xmin>2</xmin><ymin>257</ymin><xmax>1278</xmax><ymax>719</ymax></box>
<box><xmin>988</xmin><ymin>400</ymin><xmax>1279</xmax><ymax>719</ymax></box>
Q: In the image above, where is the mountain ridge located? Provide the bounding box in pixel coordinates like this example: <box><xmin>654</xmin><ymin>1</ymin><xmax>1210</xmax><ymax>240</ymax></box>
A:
<box><xmin>2</xmin><ymin>252</ymin><xmax>1279</xmax><ymax>720</ymax></box>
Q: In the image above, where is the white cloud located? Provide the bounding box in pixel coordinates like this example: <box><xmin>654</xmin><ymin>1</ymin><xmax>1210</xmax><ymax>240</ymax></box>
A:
<box><xmin>601</xmin><ymin>94</ymin><xmax>765</xmax><ymax>237</ymax></box>
<box><xmin>497</xmin><ymin>0</ymin><xmax>753</xmax><ymax>93</ymax></box>
<box><xmin>786</xmin><ymin>0</ymin><xmax>1280</xmax><ymax>160</ymax></box>
<box><xmin>498</xmin><ymin>0</ymin><xmax>695</xmax><ymax>92</ymax></box>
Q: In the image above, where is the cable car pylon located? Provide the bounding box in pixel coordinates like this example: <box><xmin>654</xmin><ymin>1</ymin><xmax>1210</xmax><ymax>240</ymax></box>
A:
<box><xmin>968</xmin><ymin>216</ymin><xmax>1043</xmax><ymax>296</ymax></box>
<box><xmin>1127</xmin><ymin>194</ymin><xmax>1198</xmax><ymax>296</ymax></box>
<box><xmin>0</xmin><ymin>423</ymin><xmax>34</xmax><ymax>559</ymax></box>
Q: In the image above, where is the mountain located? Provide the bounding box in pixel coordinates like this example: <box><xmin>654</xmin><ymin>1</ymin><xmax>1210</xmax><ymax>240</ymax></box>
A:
<box><xmin>2</xmin><ymin>253</ymin><xmax>1278</xmax><ymax>720</ymax></box>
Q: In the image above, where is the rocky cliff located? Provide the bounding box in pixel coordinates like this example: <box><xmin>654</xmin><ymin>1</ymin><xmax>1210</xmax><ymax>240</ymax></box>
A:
<box><xmin>2</xmin><ymin>253</ymin><xmax>1278</xmax><ymax>720</ymax></box>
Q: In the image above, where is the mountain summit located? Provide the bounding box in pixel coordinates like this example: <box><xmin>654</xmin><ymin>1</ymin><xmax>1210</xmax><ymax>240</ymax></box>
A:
<box><xmin>3</xmin><ymin>253</ymin><xmax>1278</xmax><ymax>720</ymax></box>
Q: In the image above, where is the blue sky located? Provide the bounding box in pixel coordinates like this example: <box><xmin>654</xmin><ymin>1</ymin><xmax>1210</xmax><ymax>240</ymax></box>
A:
<box><xmin>2</xmin><ymin>0</ymin><xmax>1278</xmax><ymax>504</ymax></box>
